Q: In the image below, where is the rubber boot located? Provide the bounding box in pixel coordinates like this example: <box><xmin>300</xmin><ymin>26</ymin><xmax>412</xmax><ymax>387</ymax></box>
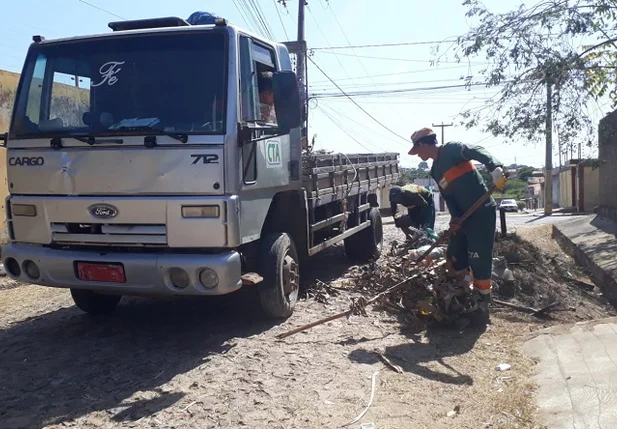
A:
<box><xmin>473</xmin><ymin>291</ymin><xmax>491</xmax><ymax>328</ymax></box>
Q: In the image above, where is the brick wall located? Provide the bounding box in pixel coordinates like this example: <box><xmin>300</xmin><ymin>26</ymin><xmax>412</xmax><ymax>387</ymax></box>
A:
<box><xmin>597</xmin><ymin>110</ymin><xmax>617</xmax><ymax>221</ymax></box>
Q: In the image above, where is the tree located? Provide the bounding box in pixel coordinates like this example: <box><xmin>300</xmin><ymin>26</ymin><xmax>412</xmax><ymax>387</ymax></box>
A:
<box><xmin>396</xmin><ymin>168</ymin><xmax>430</xmax><ymax>186</ymax></box>
<box><xmin>495</xmin><ymin>178</ymin><xmax>528</xmax><ymax>200</ymax></box>
<box><xmin>517</xmin><ymin>166</ymin><xmax>536</xmax><ymax>182</ymax></box>
<box><xmin>449</xmin><ymin>0</ymin><xmax>617</xmax><ymax>150</ymax></box>
<box><xmin>418</xmin><ymin>161</ymin><xmax>429</xmax><ymax>171</ymax></box>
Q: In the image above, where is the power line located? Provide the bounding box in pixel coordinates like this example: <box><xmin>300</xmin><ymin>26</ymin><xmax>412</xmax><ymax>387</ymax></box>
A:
<box><xmin>306</xmin><ymin>4</ymin><xmax>358</xmax><ymax>87</ymax></box>
<box><xmin>324</xmin><ymin>1</ymin><xmax>412</xmax><ymax>128</ymax></box>
<box><xmin>308</xmin><ymin>57</ymin><xmax>409</xmax><ymax>145</ymax></box>
<box><xmin>320</xmin><ymin>102</ymin><xmax>410</xmax><ymax>147</ymax></box>
<box><xmin>311</xmin><ymin>39</ymin><xmax>458</xmax><ymax>50</ymax></box>
<box><xmin>247</xmin><ymin>0</ymin><xmax>276</xmax><ymax>39</ymax></box>
<box><xmin>311</xmin><ymin>81</ymin><xmax>510</xmax><ymax>98</ymax></box>
<box><xmin>272</xmin><ymin>0</ymin><xmax>290</xmax><ymax>40</ymax></box>
<box><xmin>317</xmin><ymin>106</ymin><xmax>380</xmax><ymax>152</ymax></box>
<box><xmin>315</xmin><ymin>50</ymin><xmax>488</xmax><ymax>65</ymax></box>
<box><xmin>77</xmin><ymin>0</ymin><xmax>126</xmax><ymax>20</ymax></box>
<box><xmin>310</xmin><ymin>65</ymin><xmax>474</xmax><ymax>84</ymax></box>
<box><xmin>233</xmin><ymin>0</ymin><xmax>265</xmax><ymax>37</ymax></box>
<box><xmin>311</xmin><ymin>77</ymin><xmax>474</xmax><ymax>91</ymax></box>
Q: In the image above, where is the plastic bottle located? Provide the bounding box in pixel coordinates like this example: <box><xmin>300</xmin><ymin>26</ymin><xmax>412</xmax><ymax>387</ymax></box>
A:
<box><xmin>408</xmin><ymin>245</ymin><xmax>446</xmax><ymax>262</ymax></box>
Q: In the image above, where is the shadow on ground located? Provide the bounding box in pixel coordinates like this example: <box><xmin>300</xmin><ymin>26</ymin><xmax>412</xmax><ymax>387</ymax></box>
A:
<box><xmin>0</xmin><ymin>290</ymin><xmax>277</xmax><ymax>429</ymax></box>
<box><xmin>303</xmin><ymin>244</ymin><xmax>356</xmax><ymax>286</ymax></box>
<box><xmin>348</xmin><ymin>323</ymin><xmax>484</xmax><ymax>386</ymax></box>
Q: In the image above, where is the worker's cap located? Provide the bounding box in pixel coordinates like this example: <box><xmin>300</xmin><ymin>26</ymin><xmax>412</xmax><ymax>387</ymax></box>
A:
<box><xmin>408</xmin><ymin>127</ymin><xmax>437</xmax><ymax>155</ymax></box>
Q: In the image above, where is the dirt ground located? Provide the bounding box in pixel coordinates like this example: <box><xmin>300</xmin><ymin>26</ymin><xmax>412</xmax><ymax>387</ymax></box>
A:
<box><xmin>0</xmin><ymin>223</ymin><xmax>614</xmax><ymax>429</ymax></box>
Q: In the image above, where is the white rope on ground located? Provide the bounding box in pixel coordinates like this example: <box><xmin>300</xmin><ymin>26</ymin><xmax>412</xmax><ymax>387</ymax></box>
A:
<box><xmin>341</xmin><ymin>370</ymin><xmax>380</xmax><ymax>428</ymax></box>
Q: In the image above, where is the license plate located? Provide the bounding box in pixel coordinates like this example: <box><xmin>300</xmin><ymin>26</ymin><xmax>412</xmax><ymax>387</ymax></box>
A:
<box><xmin>76</xmin><ymin>262</ymin><xmax>126</xmax><ymax>283</ymax></box>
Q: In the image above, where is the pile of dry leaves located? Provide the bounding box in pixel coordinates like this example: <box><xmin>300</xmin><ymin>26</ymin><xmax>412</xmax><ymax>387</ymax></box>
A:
<box><xmin>313</xmin><ymin>226</ymin><xmax>616</xmax><ymax>328</ymax></box>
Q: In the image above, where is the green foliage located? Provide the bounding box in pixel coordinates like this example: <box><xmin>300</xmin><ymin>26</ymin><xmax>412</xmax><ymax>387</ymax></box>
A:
<box><xmin>495</xmin><ymin>178</ymin><xmax>528</xmax><ymax>200</ymax></box>
<box><xmin>517</xmin><ymin>201</ymin><xmax>527</xmax><ymax>210</ymax></box>
<box><xmin>396</xmin><ymin>168</ymin><xmax>430</xmax><ymax>186</ymax></box>
<box><xmin>517</xmin><ymin>166</ymin><xmax>535</xmax><ymax>182</ymax></box>
<box><xmin>449</xmin><ymin>0</ymin><xmax>617</xmax><ymax>149</ymax></box>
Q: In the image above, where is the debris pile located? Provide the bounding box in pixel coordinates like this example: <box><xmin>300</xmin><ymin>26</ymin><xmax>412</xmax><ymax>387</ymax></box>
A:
<box><xmin>340</xmin><ymin>227</ymin><xmax>614</xmax><ymax>327</ymax></box>
<box><xmin>348</xmin><ymin>227</ymin><xmax>479</xmax><ymax>327</ymax></box>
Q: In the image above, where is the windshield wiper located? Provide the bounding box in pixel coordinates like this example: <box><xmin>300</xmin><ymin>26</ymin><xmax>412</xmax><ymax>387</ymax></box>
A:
<box><xmin>115</xmin><ymin>126</ymin><xmax>188</xmax><ymax>143</ymax></box>
<box><xmin>49</xmin><ymin>136</ymin><xmax>123</xmax><ymax>149</ymax></box>
<box><xmin>74</xmin><ymin>136</ymin><xmax>124</xmax><ymax>145</ymax></box>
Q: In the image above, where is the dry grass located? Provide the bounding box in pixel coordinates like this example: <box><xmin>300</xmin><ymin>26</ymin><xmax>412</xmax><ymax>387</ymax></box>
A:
<box><xmin>516</xmin><ymin>224</ymin><xmax>563</xmax><ymax>257</ymax></box>
<box><xmin>0</xmin><ymin>69</ymin><xmax>20</xmax><ymax>133</ymax></box>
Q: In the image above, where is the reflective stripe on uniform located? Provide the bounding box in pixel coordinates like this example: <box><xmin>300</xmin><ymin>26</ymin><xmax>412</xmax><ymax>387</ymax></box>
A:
<box><xmin>438</xmin><ymin>161</ymin><xmax>476</xmax><ymax>189</ymax></box>
<box><xmin>474</xmin><ymin>278</ymin><xmax>492</xmax><ymax>294</ymax></box>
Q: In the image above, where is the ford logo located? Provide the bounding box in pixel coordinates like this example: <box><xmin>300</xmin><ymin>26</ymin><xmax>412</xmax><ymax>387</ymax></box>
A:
<box><xmin>89</xmin><ymin>204</ymin><xmax>118</xmax><ymax>219</ymax></box>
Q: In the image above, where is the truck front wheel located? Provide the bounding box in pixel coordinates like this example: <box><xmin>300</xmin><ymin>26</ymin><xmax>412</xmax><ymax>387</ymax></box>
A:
<box><xmin>258</xmin><ymin>232</ymin><xmax>300</xmax><ymax>319</ymax></box>
<box><xmin>70</xmin><ymin>289</ymin><xmax>122</xmax><ymax>315</ymax></box>
<box><xmin>344</xmin><ymin>208</ymin><xmax>383</xmax><ymax>263</ymax></box>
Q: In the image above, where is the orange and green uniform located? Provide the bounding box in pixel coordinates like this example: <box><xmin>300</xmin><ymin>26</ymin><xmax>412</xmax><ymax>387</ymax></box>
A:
<box><xmin>430</xmin><ymin>142</ymin><xmax>503</xmax><ymax>295</ymax></box>
<box><xmin>389</xmin><ymin>184</ymin><xmax>435</xmax><ymax>230</ymax></box>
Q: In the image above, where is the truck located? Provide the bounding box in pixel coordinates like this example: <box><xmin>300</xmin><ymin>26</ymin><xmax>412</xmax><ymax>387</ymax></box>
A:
<box><xmin>0</xmin><ymin>14</ymin><xmax>399</xmax><ymax>319</ymax></box>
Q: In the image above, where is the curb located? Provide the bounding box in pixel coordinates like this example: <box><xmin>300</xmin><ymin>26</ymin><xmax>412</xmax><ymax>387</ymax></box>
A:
<box><xmin>552</xmin><ymin>222</ymin><xmax>617</xmax><ymax>304</ymax></box>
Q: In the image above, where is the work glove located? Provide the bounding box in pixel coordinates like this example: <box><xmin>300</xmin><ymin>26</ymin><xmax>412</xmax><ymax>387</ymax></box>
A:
<box><xmin>491</xmin><ymin>166</ymin><xmax>508</xmax><ymax>191</ymax></box>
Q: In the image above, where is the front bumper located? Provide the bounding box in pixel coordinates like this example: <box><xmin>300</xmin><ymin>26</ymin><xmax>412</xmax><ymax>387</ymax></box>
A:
<box><xmin>2</xmin><ymin>243</ymin><xmax>243</xmax><ymax>296</ymax></box>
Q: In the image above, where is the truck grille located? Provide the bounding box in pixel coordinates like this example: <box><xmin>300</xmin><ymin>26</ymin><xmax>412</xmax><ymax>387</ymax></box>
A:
<box><xmin>50</xmin><ymin>223</ymin><xmax>167</xmax><ymax>246</ymax></box>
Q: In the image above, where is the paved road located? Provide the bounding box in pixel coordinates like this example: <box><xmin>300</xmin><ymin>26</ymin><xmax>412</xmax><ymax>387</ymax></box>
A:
<box><xmin>433</xmin><ymin>211</ymin><xmax>574</xmax><ymax>232</ymax></box>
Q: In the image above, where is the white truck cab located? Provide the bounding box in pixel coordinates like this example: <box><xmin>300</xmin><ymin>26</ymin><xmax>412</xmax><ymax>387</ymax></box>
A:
<box><xmin>1</xmin><ymin>15</ymin><xmax>399</xmax><ymax>318</ymax></box>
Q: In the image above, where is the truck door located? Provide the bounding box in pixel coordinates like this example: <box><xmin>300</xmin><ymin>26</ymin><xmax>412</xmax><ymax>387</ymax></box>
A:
<box><xmin>236</xmin><ymin>35</ymin><xmax>293</xmax><ymax>244</ymax></box>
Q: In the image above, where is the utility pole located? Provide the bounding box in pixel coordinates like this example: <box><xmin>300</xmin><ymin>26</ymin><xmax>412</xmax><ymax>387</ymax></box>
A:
<box><xmin>544</xmin><ymin>77</ymin><xmax>553</xmax><ymax>216</ymax></box>
<box><xmin>432</xmin><ymin>122</ymin><xmax>453</xmax><ymax>143</ymax></box>
<box><xmin>296</xmin><ymin>0</ymin><xmax>308</xmax><ymax>148</ymax></box>
<box><xmin>556</xmin><ymin>123</ymin><xmax>562</xmax><ymax>168</ymax></box>
<box><xmin>296</xmin><ymin>0</ymin><xmax>306</xmax><ymax>88</ymax></box>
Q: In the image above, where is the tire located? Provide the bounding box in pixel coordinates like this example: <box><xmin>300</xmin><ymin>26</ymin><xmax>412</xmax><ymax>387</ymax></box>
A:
<box><xmin>70</xmin><ymin>289</ymin><xmax>121</xmax><ymax>315</ymax></box>
<box><xmin>344</xmin><ymin>208</ymin><xmax>383</xmax><ymax>263</ymax></box>
<box><xmin>258</xmin><ymin>232</ymin><xmax>300</xmax><ymax>319</ymax></box>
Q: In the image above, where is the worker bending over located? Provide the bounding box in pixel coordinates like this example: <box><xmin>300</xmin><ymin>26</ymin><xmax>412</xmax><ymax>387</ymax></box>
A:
<box><xmin>389</xmin><ymin>184</ymin><xmax>436</xmax><ymax>233</ymax></box>
<box><xmin>408</xmin><ymin>127</ymin><xmax>507</xmax><ymax>323</ymax></box>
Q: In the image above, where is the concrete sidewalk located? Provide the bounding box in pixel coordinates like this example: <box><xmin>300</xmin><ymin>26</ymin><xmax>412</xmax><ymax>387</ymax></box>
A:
<box><xmin>522</xmin><ymin>215</ymin><xmax>617</xmax><ymax>428</ymax></box>
<box><xmin>523</xmin><ymin>318</ymin><xmax>617</xmax><ymax>428</ymax></box>
<box><xmin>553</xmin><ymin>215</ymin><xmax>617</xmax><ymax>301</ymax></box>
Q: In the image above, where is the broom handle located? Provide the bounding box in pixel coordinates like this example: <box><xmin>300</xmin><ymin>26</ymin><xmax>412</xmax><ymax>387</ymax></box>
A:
<box><xmin>415</xmin><ymin>185</ymin><xmax>497</xmax><ymax>263</ymax></box>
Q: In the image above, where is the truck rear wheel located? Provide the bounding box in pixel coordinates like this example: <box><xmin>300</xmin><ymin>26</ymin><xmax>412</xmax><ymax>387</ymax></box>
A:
<box><xmin>258</xmin><ymin>232</ymin><xmax>300</xmax><ymax>319</ymax></box>
<box><xmin>70</xmin><ymin>289</ymin><xmax>121</xmax><ymax>315</ymax></box>
<box><xmin>344</xmin><ymin>208</ymin><xmax>383</xmax><ymax>263</ymax></box>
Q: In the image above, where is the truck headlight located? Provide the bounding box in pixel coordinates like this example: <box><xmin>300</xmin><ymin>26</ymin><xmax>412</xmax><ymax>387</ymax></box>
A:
<box><xmin>181</xmin><ymin>205</ymin><xmax>220</xmax><ymax>218</ymax></box>
<box><xmin>199</xmin><ymin>268</ymin><xmax>219</xmax><ymax>289</ymax></box>
<box><xmin>12</xmin><ymin>204</ymin><xmax>37</xmax><ymax>217</ymax></box>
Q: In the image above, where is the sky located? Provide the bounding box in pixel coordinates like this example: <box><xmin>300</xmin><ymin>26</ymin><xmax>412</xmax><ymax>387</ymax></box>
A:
<box><xmin>0</xmin><ymin>0</ymin><xmax>610</xmax><ymax>168</ymax></box>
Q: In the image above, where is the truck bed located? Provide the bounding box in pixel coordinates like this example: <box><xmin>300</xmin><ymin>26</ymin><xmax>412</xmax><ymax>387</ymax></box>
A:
<box><xmin>302</xmin><ymin>152</ymin><xmax>399</xmax><ymax>207</ymax></box>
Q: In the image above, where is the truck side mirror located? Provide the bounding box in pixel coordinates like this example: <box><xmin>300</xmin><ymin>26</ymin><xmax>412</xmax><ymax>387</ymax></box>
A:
<box><xmin>273</xmin><ymin>71</ymin><xmax>302</xmax><ymax>135</ymax></box>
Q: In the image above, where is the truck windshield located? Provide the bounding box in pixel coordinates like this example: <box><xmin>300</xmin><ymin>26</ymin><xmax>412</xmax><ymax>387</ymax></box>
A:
<box><xmin>11</xmin><ymin>31</ymin><xmax>226</xmax><ymax>139</ymax></box>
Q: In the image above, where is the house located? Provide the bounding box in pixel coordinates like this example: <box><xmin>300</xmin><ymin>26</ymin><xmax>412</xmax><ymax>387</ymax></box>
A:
<box><xmin>557</xmin><ymin>159</ymin><xmax>600</xmax><ymax>212</ymax></box>
<box><xmin>525</xmin><ymin>175</ymin><xmax>545</xmax><ymax>209</ymax></box>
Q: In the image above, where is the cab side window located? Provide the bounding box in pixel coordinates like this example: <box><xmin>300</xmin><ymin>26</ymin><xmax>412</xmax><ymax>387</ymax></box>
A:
<box><xmin>239</xmin><ymin>37</ymin><xmax>277</xmax><ymax>184</ymax></box>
